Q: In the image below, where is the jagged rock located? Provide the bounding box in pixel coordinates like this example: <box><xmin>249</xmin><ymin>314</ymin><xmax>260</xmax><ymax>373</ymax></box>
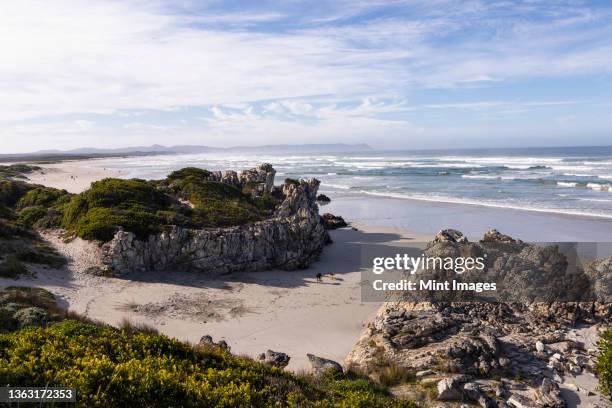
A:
<box><xmin>316</xmin><ymin>194</ymin><xmax>331</xmax><ymax>204</ymax></box>
<box><xmin>321</xmin><ymin>213</ymin><xmax>347</xmax><ymax>230</ymax></box>
<box><xmin>13</xmin><ymin>307</ymin><xmax>49</xmax><ymax>328</ymax></box>
<box><xmin>481</xmin><ymin>229</ymin><xmax>521</xmax><ymax>244</ymax></box>
<box><xmin>507</xmin><ymin>394</ymin><xmax>542</xmax><ymax>408</ymax></box>
<box><xmin>100</xmin><ymin>166</ymin><xmax>329</xmax><ymax>274</ymax></box>
<box><xmin>534</xmin><ymin>378</ymin><xmax>565</xmax><ymax>408</ymax></box>
<box><xmin>307</xmin><ymin>353</ymin><xmax>343</xmax><ymax>375</ymax></box>
<box><xmin>434</xmin><ymin>229</ymin><xmax>468</xmax><ymax>243</ymax></box>
<box><xmin>463</xmin><ymin>382</ymin><xmax>496</xmax><ymax>408</ymax></box>
<box><xmin>258</xmin><ymin>350</ymin><xmax>290</xmax><ymax>369</ymax></box>
<box><xmin>239</xmin><ymin>163</ymin><xmax>276</xmax><ymax>195</ymax></box>
<box><xmin>437</xmin><ymin>375</ymin><xmax>468</xmax><ymax>400</ymax></box>
<box><xmin>345</xmin><ymin>228</ymin><xmax>611</xmax><ymax>404</ymax></box>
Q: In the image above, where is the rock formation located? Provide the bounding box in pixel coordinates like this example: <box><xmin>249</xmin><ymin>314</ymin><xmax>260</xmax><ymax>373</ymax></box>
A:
<box><xmin>99</xmin><ymin>164</ymin><xmax>330</xmax><ymax>275</ymax></box>
<box><xmin>346</xmin><ymin>229</ymin><xmax>611</xmax><ymax>407</ymax></box>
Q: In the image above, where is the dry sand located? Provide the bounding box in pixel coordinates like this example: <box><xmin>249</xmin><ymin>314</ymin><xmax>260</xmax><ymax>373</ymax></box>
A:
<box><xmin>0</xmin><ymin>226</ymin><xmax>426</xmax><ymax>371</ymax></box>
<box><xmin>26</xmin><ymin>159</ymin><xmax>124</xmax><ymax>193</ymax></box>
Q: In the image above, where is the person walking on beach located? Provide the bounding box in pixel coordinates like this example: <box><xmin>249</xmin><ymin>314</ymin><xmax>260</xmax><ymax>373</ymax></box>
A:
<box><xmin>316</xmin><ymin>273</ymin><xmax>322</xmax><ymax>283</ymax></box>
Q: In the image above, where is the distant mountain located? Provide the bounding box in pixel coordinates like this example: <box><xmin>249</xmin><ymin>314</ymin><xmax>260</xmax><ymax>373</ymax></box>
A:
<box><xmin>0</xmin><ymin>143</ymin><xmax>373</xmax><ymax>163</ymax></box>
<box><xmin>33</xmin><ymin>143</ymin><xmax>373</xmax><ymax>155</ymax></box>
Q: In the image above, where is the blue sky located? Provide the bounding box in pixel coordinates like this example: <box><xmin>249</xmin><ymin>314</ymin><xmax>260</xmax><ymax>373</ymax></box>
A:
<box><xmin>1</xmin><ymin>0</ymin><xmax>611</xmax><ymax>152</ymax></box>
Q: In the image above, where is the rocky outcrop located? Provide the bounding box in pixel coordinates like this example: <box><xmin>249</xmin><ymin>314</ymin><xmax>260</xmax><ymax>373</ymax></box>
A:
<box><xmin>346</xmin><ymin>229</ymin><xmax>611</xmax><ymax>407</ymax></box>
<box><xmin>99</xmin><ymin>164</ymin><xmax>330</xmax><ymax>275</ymax></box>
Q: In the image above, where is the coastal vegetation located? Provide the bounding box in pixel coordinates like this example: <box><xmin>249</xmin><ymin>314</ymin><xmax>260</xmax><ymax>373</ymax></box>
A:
<box><xmin>597</xmin><ymin>330</ymin><xmax>612</xmax><ymax>397</ymax></box>
<box><xmin>0</xmin><ymin>286</ymin><xmax>417</xmax><ymax>407</ymax></box>
<box><xmin>0</xmin><ymin>165</ymin><xmax>282</xmax><ymax>243</ymax></box>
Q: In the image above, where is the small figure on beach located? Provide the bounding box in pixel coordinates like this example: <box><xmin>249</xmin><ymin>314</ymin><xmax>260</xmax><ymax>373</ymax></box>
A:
<box><xmin>326</xmin><ymin>272</ymin><xmax>335</xmax><ymax>280</ymax></box>
<box><xmin>316</xmin><ymin>273</ymin><xmax>322</xmax><ymax>283</ymax></box>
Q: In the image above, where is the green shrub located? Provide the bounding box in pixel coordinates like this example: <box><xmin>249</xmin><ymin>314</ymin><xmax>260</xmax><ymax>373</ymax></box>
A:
<box><xmin>0</xmin><ymin>320</ymin><xmax>416</xmax><ymax>407</ymax></box>
<box><xmin>0</xmin><ymin>164</ymin><xmax>41</xmax><ymax>179</ymax></box>
<box><xmin>166</xmin><ymin>167</ymin><xmax>212</xmax><ymax>181</ymax></box>
<box><xmin>16</xmin><ymin>186</ymin><xmax>70</xmax><ymax>208</ymax></box>
<box><xmin>285</xmin><ymin>178</ymin><xmax>300</xmax><ymax>186</ymax></box>
<box><xmin>16</xmin><ymin>205</ymin><xmax>48</xmax><ymax>228</ymax></box>
<box><xmin>597</xmin><ymin>330</ymin><xmax>612</xmax><ymax>397</ymax></box>
<box><xmin>0</xmin><ymin>179</ymin><xmax>33</xmax><ymax>208</ymax></box>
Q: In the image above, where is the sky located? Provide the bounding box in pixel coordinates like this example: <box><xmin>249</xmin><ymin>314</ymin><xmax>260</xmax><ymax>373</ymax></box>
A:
<box><xmin>1</xmin><ymin>0</ymin><xmax>612</xmax><ymax>153</ymax></box>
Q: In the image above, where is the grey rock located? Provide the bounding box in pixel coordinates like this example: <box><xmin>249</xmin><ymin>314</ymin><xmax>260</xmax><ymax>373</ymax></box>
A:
<box><xmin>434</xmin><ymin>229</ymin><xmax>468</xmax><ymax>243</ymax></box>
<box><xmin>258</xmin><ymin>350</ymin><xmax>290</xmax><ymax>369</ymax></box>
<box><xmin>481</xmin><ymin>229</ymin><xmax>520</xmax><ymax>244</ymax></box>
<box><xmin>534</xmin><ymin>378</ymin><xmax>565</xmax><ymax>408</ymax></box>
<box><xmin>437</xmin><ymin>375</ymin><xmax>468</xmax><ymax>401</ymax></box>
<box><xmin>464</xmin><ymin>382</ymin><xmax>496</xmax><ymax>408</ymax></box>
<box><xmin>507</xmin><ymin>394</ymin><xmax>542</xmax><ymax>408</ymax></box>
<box><xmin>307</xmin><ymin>353</ymin><xmax>343</xmax><ymax>375</ymax></box>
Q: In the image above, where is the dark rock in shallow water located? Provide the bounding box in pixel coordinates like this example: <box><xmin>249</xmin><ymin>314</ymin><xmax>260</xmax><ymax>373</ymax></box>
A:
<box><xmin>316</xmin><ymin>194</ymin><xmax>331</xmax><ymax>204</ymax></box>
<box><xmin>321</xmin><ymin>213</ymin><xmax>347</xmax><ymax>230</ymax></box>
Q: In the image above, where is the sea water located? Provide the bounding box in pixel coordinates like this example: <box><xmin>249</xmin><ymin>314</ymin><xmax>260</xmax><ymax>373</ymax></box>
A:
<box><xmin>88</xmin><ymin>146</ymin><xmax>612</xmax><ymax>219</ymax></box>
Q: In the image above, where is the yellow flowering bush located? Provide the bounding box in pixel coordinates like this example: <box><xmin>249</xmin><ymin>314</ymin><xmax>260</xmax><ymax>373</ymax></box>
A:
<box><xmin>0</xmin><ymin>321</ymin><xmax>417</xmax><ymax>407</ymax></box>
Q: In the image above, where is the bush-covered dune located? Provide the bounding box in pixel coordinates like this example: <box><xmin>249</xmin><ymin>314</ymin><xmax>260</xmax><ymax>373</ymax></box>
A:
<box><xmin>0</xmin><ymin>165</ymin><xmax>285</xmax><ymax>276</ymax></box>
<box><xmin>0</xmin><ymin>287</ymin><xmax>417</xmax><ymax>407</ymax></box>
<box><xmin>0</xmin><ymin>166</ymin><xmax>282</xmax><ymax>243</ymax></box>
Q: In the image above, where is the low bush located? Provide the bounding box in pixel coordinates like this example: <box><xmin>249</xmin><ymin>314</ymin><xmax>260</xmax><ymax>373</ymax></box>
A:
<box><xmin>0</xmin><ymin>320</ymin><xmax>417</xmax><ymax>407</ymax></box>
<box><xmin>597</xmin><ymin>330</ymin><xmax>612</xmax><ymax>397</ymax></box>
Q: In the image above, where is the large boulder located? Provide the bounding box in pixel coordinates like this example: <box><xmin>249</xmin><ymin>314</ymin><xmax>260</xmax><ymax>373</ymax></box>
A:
<box><xmin>307</xmin><ymin>353</ymin><xmax>343</xmax><ymax>375</ymax></box>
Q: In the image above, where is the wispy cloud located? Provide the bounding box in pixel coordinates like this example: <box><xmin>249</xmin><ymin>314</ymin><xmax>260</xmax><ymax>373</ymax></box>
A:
<box><xmin>1</xmin><ymin>0</ymin><xmax>611</xmax><ymax>151</ymax></box>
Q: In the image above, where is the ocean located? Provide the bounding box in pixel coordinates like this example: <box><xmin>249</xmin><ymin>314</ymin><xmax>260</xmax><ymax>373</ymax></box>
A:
<box><xmin>88</xmin><ymin>146</ymin><xmax>612</xmax><ymax>220</ymax></box>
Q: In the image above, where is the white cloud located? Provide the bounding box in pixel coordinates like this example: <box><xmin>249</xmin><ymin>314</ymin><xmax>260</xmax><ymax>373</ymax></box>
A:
<box><xmin>0</xmin><ymin>0</ymin><xmax>611</xmax><ymax>151</ymax></box>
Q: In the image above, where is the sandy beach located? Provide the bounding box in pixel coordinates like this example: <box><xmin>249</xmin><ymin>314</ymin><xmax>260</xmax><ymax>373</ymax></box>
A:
<box><xmin>14</xmin><ymin>160</ymin><xmax>434</xmax><ymax>370</ymax></box>
<box><xmin>0</xmin><ymin>224</ymin><xmax>427</xmax><ymax>371</ymax></box>
<box><xmin>26</xmin><ymin>159</ymin><xmax>125</xmax><ymax>193</ymax></box>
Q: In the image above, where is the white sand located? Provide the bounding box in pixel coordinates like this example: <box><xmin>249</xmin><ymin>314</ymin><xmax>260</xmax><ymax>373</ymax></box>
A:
<box><xmin>26</xmin><ymin>159</ymin><xmax>124</xmax><ymax>193</ymax></box>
